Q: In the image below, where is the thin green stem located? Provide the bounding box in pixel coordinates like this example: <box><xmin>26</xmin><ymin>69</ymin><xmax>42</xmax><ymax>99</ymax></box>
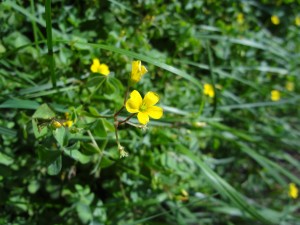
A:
<box><xmin>87</xmin><ymin>130</ymin><xmax>104</xmax><ymax>174</ymax></box>
<box><xmin>114</xmin><ymin>121</ymin><xmax>120</xmax><ymax>146</ymax></box>
<box><xmin>114</xmin><ymin>106</ymin><xmax>124</xmax><ymax>118</ymax></box>
<box><xmin>93</xmin><ymin>114</ymin><xmax>115</xmax><ymax>119</ymax></box>
<box><xmin>125</xmin><ymin>121</ymin><xmax>145</xmax><ymax>129</ymax></box>
<box><xmin>118</xmin><ymin>114</ymin><xmax>136</xmax><ymax>125</ymax></box>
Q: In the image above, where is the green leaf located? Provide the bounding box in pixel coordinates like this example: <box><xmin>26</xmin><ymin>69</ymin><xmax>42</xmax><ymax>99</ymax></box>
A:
<box><xmin>0</xmin><ymin>126</ymin><xmax>17</xmax><ymax>137</ymax></box>
<box><xmin>102</xmin><ymin>118</ymin><xmax>115</xmax><ymax>132</ymax></box>
<box><xmin>76</xmin><ymin>203</ymin><xmax>92</xmax><ymax>224</ymax></box>
<box><xmin>37</xmin><ymin>146</ymin><xmax>61</xmax><ymax>166</ymax></box>
<box><xmin>94</xmin><ymin>119</ymin><xmax>107</xmax><ymax>138</ymax></box>
<box><xmin>27</xmin><ymin>180</ymin><xmax>40</xmax><ymax>194</ymax></box>
<box><xmin>63</xmin><ymin>143</ymin><xmax>91</xmax><ymax>164</ymax></box>
<box><xmin>3</xmin><ymin>31</ymin><xmax>31</xmax><ymax>48</ymax></box>
<box><xmin>0</xmin><ymin>152</ymin><xmax>14</xmax><ymax>166</ymax></box>
<box><xmin>81</xmin><ymin>142</ymin><xmax>100</xmax><ymax>155</ymax></box>
<box><xmin>99</xmin><ymin>156</ymin><xmax>115</xmax><ymax>169</ymax></box>
<box><xmin>47</xmin><ymin>155</ymin><xmax>62</xmax><ymax>176</ymax></box>
<box><xmin>0</xmin><ymin>99</ymin><xmax>40</xmax><ymax>110</ymax></box>
<box><xmin>32</xmin><ymin>103</ymin><xmax>55</xmax><ymax>119</ymax></box>
<box><xmin>88</xmin><ymin>107</ymin><xmax>101</xmax><ymax>117</ymax></box>
<box><xmin>32</xmin><ymin>119</ymin><xmax>48</xmax><ymax>139</ymax></box>
<box><xmin>53</xmin><ymin>127</ymin><xmax>67</xmax><ymax>147</ymax></box>
<box><xmin>86</xmin><ymin>76</ymin><xmax>106</xmax><ymax>87</ymax></box>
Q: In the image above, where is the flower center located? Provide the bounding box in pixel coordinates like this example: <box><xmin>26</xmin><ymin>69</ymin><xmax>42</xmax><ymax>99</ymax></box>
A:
<box><xmin>139</xmin><ymin>102</ymin><xmax>147</xmax><ymax>112</ymax></box>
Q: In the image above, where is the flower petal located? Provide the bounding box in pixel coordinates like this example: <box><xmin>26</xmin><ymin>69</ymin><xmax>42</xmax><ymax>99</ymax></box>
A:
<box><xmin>143</xmin><ymin>91</ymin><xmax>159</xmax><ymax>106</ymax></box>
<box><xmin>132</xmin><ymin>61</ymin><xmax>141</xmax><ymax>73</ymax></box>
<box><xmin>126</xmin><ymin>90</ymin><xmax>142</xmax><ymax>113</ymax></box>
<box><xmin>93</xmin><ymin>58</ymin><xmax>100</xmax><ymax>66</ymax></box>
<box><xmin>146</xmin><ymin>106</ymin><xmax>163</xmax><ymax>119</ymax></box>
<box><xmin>203</xmin><ymin>84</ymin><xmax>215</xmax><ymax>98</ymax></box>
<box><xmin>99</xmin><ymin>64</ymin><xmax>110</xmax><ymax>76</ymax></box>
<box><xmin>90</xmin><ymin>64</ymin><xmax>98</xmax><ymax>73</ymax></box>
<box><xmin>131</xmin><ymin>60</ymin><xmax>148</xmax><ymax>83</ymax></box>
<box><xmin>137</xmin><ymin>112</ymin><xmax>149</xmax><ymax>124</ymax></box>
<box><xmin>140</xmin><ymin>65</ymin><xmax>148</xmax><ymax>76</ymax></box>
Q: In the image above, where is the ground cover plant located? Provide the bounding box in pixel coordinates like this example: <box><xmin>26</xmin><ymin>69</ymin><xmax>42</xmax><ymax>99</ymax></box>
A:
<box><xmin>0</xmin><ymin>0</ymin><xmax>300</xmax><ymax>224</ymax></box>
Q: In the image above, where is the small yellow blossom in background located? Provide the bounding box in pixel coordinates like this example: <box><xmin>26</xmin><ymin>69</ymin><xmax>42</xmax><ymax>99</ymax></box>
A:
<box><xmin>63</xmin><ymin>120</ymin><xmax>73</xmax><ymax>127</ymax></box>
<box><xmin>203</xmin><ymin>84</ymin><xmax>215</xmax><ymax>98</ymax></box>
<box><xmin>295</xmin><ymin>16</ymin><xmax>300</xmax><ymax>26</ymax></box>
<box><xmin>193</xmin><ymin>122</ymin><xmax>207</xmax><ymax>128</ymax></box>
<box><xmin>289</xmin><ymin>183</ymin><xmax>298</xmax><ymax>199</ymax></box>
<box><xmin>237</xmin><ymin>13</ymin><xmax>244</xmax><ymax>24</ymax></box>
<box><xmin>285</xmin><ymin>81</ymin><xmax>295</xmax><ymax>92</ymax></box>
<box><xmin>271</xmin><ymin>15</ymin><xmax>280</xmax><ymax>25</ymax></box>
<box><xmin>52</xmin><ymin>120</ymin><xmax>62</xmax><ymax>129</ymax></box>
<box><xmin>90</xmin><ymin>58</ymin><xmax>110</xmax><ymax>76</ymax></box>
<box><xmin>271</xmin><ymin>90</ymin><xmax>280</xmax><ymax>101</ymax></box>
<box><xmin>175</xmin><ymin>189</ymin><xmax>189</xmax><ymax>202</ymax></box>
<box><xmin>126</xmin><ymin>90</ymin><xmax>163</xmax><ymax>125</ymax></box>
<box><xmin>131</xmin><ymin>60</ymin><xmax>148</xmax><ymax>83</ymax></box>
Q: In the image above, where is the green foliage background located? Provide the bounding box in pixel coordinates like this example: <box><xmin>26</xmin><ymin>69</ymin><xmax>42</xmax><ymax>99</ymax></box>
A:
<box><xmin>0</xmin><ymin>0</ymin><xmax>300</xmax><ymax>224</ymax></box>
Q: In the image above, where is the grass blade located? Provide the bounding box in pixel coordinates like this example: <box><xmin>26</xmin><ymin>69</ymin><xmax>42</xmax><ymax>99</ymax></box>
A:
<box><xmin>45</xmin><ymin>0</ymin><xmax>56</xmax><ymax>88</ymax></box>
<box><xmin>177</xmin><ymin>143</ymin><xmax>278</xmax><ymax>224</ymax></box>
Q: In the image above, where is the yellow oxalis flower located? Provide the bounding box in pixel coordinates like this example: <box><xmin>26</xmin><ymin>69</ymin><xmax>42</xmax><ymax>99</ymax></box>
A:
<box><xmin>271</xmin><ymin>90</ymin><xmax>280</xmax><ymax>101</ymax></box>
<box><xmin>237</xmin><ymin>13</ymin><xmax>244</xmax><ymax>24</ymax></box>
<box><xmin>285</xmin><ymin>81</ymin><xmax>294</xmax><ymax>92</ymax></box>
<box><xmin>289</xmin><ymin>183</ymin><xmax>298</xmax><ymax>199</ymax></box>
<box><xmin>203</xmin><ymin>84</ymin><xmax>215</xmax><ymax>98</ymax></box>
<box><xmin>63</xmin><ymin>120</ymin><xmax>73</xmax><ymax>127</ymax></box>
<box><xmin>126</xmin><ymin>90</ymin><xmax>163</xmax><ymax>125</ymax></box>
<box><xmin>52</xmin><ymin>120</ymin><xmax>62</xmax><ymax>129</ymax></box>
<box><xmin>131</xmin><ymin>60</ymin><xmax>148</xmax><ymax>83</ymax></box>
<box><xmin>271</xmin><ymin>15</ymin><xmax>280</xmax><ymax>25</ymax></box>
<box><xmin>90</xmin><ymin>58</ymin><xmax>110</xmax><ymax>76</ymax></box>
<box><xmin>295</xmin><ymin>17</ymin><xmax>300</xmax><ymax>26</ymax></box>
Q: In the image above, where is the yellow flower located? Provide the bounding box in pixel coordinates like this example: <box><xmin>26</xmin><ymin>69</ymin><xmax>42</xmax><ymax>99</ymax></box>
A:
<box><xmin>295</xmin><ymin>17</ymin><xmax>300</xmax><ymax>26</ymax></box>
<box><xmin>52</xmin><ymin>120</ymin><xmax>62</xmax><ymax>129</ymax></box>
<box><xmin>130</xmin><ymin>60</ymin><xmax>148</xmax><ymax>83</ymax></box>
<box><xmin>271</xmin><ymin>15</ymin><xmax>280</xmax><ymax>25</ymax></box>
<box><xmin>203</xmin><ymin>84</ymin><xmax>215</xmax><ymax>98</ymax></box>
<box><xmin>63</xmin><ymin>120</ymin><xmax>73</xmax><ymax>127</ymax></box>
<box><xmin>285</xmin><ymin>81</ymin><xmax>295</xmax><ymax>92</ymax></box>
<box><xmin>289</xmin><ymin>183</ymin><xmax>298</xmax><ymax>199</ymax></box>
<box><xmin>237</xmin><ymin>13</ymin><xmax>244</xmax><ymax>24</ymax></box>
<box><xmin>90</xmin><ymin>58</ymin><xmax>110</xmax><ymax>76</ymax></box>
<box><xmin>125</xmin><ymin>90</ymin><xmax>163</xmax><ymax>125</ymax></box>
<box><xmin>271</xmin><ymin>90</ymin><xmax>280</xmax><ymax>101</ymax></box>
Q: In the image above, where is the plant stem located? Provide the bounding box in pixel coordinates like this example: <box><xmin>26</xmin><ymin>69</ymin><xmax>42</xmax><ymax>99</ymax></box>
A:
<box><xmin>118</xmin><ymin>114</ymin><xmax>136</xmax><ymax>125</ymax></box>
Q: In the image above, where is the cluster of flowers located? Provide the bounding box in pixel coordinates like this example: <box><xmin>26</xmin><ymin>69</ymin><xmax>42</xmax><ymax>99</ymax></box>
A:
<box><xmin>51</xmin><ymin>112</ymin><xmax>73</xmax><ymax>129</ymax></box>
<box><xmin>236</xmin><ymin>13</ymin><xmax>300</xmax><ymax>26</ymax></box>
<box><xmin>90</xmin><ymin>59</ymin><xmax>163</xmax><ymax>125</ymax></box>
<box><xmin>203</xmin><ymin>82</ymin><xmax>294</xmax><ymax>102</ymax></box>
<box><xmin>90</xmin><ymin>59</ymin><xmax>163</xmax><ymax>157</ymax></box>
<box><xmin>271</xmin><ymin>15</ymin><xmax>300</xmax><ymax>26</ymax></box>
